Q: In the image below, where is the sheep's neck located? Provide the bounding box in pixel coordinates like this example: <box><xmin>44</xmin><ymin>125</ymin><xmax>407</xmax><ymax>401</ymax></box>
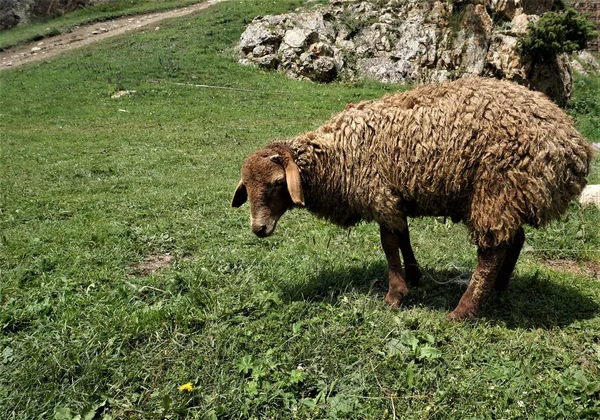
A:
<box><xmin>286</xmin><ymin>136</ymin><xmax>363</xmax><ymax>228</ymax></box>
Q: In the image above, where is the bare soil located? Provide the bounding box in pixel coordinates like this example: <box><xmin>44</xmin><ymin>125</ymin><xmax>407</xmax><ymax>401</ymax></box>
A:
<box><xmin>0</xmin><ymin>0</ymin><xmax>225</xmax><ymax>71</ymax></box>
<box><xmin>543</xmin><ymin>259</ymin><xmax>600</xmax><ymax>279</ymax></box>
<box><xmin>132</xmin><ymin>254</ymin><xmax>175</xmax><ymax>277</ymax></box>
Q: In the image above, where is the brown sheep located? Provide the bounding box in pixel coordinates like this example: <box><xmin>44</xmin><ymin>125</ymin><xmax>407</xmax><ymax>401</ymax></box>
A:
<box><xmin>232</xmin><ymin>76</ymin><xmax>594</xmax><ymax>321</ymax></box>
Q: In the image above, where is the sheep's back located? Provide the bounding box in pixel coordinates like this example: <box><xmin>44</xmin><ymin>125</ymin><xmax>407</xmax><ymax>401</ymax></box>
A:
<box><xmin>319</xmin><ymin>77</ymin><xmax>593</xmax><ymax>246</ymax></box>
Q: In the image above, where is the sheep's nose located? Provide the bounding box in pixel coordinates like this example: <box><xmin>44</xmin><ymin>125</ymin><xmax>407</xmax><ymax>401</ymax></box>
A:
<box><xmin>254</xmin><ymin>225</ymin><xmax>268</xmax><ymax>237</ymax></box>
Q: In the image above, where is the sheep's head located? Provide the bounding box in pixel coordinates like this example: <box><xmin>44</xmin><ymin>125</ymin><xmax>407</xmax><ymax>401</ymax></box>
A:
<box><xmin>232</xmin><ymin>145</ymin><xmax>305</xmax><ymax>237</ymax></box>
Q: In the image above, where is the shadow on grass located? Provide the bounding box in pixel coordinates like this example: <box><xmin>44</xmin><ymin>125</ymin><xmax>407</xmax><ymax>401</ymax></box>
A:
<box><xmin>278</xmin><ymin>262</ymin><xmax>599</xmax><ymax>329</ymax></box>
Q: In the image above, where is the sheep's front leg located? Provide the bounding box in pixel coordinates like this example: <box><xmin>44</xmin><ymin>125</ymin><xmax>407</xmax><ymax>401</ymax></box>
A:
<box><xmin>380</xmin><ymin>225</ymin><xmax>409</xmax><ymax>308</ymax></box>
<box><xmin>448</xmin><ymin>246</ymin><xmax>507</xmax><ymax>321</ymax></box>
<box><xmin>395</xmin><ymin>223</ymin><xmax>421</xmax><ymax>286</ymax></box>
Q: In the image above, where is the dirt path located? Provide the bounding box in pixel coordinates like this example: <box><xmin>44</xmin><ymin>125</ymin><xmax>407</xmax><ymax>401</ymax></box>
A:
<box><xmin>0</xmin><ymin>0</ymin><xmax>226</xmax><ymax>71</ymax></box>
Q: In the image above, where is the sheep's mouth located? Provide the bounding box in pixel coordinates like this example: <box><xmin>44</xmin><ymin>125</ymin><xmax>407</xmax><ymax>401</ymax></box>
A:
<box><xmin>252</xmin><ymin>220</ymin><xmax>277</xmax><ymax>237</ymax></box>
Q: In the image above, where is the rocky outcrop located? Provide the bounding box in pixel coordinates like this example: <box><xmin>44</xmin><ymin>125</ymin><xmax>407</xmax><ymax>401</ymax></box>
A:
<box><xmin>571</xmin><ymin>50</ymin><xmax>600</xmax><ymax>76</ymax></box>
<box><xmin>237</xmin><ymin>0</ymin><xmax>576</xmax><ymax>105</ymax></box>
<box><xmin>0</xmin><ymin>0</ymin><xmax>101</xmax><ymax>31</ymax></box>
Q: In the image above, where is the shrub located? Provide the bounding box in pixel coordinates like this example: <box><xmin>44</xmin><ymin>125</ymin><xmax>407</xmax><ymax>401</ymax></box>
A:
<box><xmin>519</xmin><ymin>8</ymin><xmax>597</xmax><ymax>58</ymax></box>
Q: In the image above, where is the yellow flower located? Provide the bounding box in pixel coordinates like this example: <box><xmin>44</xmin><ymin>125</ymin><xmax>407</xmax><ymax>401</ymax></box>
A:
<box><xmin>178</xmin><ymin>382</ymin><xmax>193</xmax><ymax>392</ymax></box>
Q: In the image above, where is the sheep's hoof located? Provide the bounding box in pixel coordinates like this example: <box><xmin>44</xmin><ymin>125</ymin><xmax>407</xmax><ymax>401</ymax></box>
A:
<box><xmin>405</xmin><ymin>266</ymin><xmax>422</xmax><ymax>287</ymax></box>
<box><xmin>493</xmin><ymin>277</ymin><xmax>510</xmax><ymax>292</ymax></box>
<box><xmin>447</xmin><ymin>307</ymin><xmax>477</xmax><ymax>322</ymax></box>
<box><xmin>384</xmin><ymin>291</ymin><xmax>406</xmax><ymax>308</ymax></box>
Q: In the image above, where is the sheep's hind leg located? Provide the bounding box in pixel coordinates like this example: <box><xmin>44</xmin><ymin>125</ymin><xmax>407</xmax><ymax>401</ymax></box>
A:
<box><xmin>394</xmin><ymin>223</ymin><xmax>422</xmax><ymax>286</ymax></box>
<box><xmin>448</xmin><ymin>246</ymin><xmax>507</xmax><ymax>321</ymax></box>
<box><xmin>494</xmin><ymin>227</ymin><xmax>525</xmax><ymax>292</ymax></box>
<box><xmin>380</xmin><ymin>225</ymin><xmax>409</xmax><ymax>308</ymax></box>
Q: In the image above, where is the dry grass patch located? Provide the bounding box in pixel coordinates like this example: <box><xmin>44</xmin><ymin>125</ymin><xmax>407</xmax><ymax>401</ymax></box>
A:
<box><xmin>132</xmin><ymin>254</ymin><xmax>175</xmax><ymax>276</ymax></box>
<box><xmin>543</xmin><ymin>258</ymin><xmax>600</xmax><ymax>279</ymax></box>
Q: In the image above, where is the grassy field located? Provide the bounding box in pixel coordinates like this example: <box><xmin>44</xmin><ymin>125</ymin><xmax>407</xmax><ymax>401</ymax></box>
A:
<box><xmin>1</xmin><ymin>0</ymin><xmax>599</xmax><ymax>418</ymax></box>
<box><xmin>0</xmin><ymin>0</ymin><xmax>206</xmax><ymax>51</ymax></box>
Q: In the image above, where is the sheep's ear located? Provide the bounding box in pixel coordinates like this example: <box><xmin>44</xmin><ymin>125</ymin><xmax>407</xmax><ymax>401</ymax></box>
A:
<box><xmin>231</xmin><ymin>180</ymin><xmax>247</xmax><ymax>207</ymax></box>
<box><xmin>285</xmin><ymin>161</ymin><xmax>305</xmax><ymax>207</ymax></box>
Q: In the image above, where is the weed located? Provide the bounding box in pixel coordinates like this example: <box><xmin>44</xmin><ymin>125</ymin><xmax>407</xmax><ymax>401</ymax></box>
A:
<box><xmin>158</xmin><ymin>55</ymin><xmax>181</xmax><ymax>77</ymax></box>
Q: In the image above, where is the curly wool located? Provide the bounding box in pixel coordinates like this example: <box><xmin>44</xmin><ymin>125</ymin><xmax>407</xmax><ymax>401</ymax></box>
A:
<box><xmin>281</xmin><ymin>76</ymin><xmax>593</xmax><ymax>248</ymax></box>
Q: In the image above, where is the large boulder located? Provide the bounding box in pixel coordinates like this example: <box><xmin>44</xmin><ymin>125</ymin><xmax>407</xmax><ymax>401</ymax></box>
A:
<box><xmin>237</xmin><ymin>0</ymin><xmax>575</xmax><ymax>105</ymax></box>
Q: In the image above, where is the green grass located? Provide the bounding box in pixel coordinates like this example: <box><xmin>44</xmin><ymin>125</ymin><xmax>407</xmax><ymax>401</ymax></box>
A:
<box><xmin>0</xmin><ymin>0</ymin><xmax>206</xmax><ymax>51</ymax></box>
<box><xmin>1</xmin><ymin>0</ymin><xmax>599</xmax><ymax>418</ymax></box>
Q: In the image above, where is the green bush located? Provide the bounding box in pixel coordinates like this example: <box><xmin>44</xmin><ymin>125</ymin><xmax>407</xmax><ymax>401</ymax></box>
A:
<box><xmin>519</xmin><ymin>8</ymin><xmax>596</xmax><ymax>58</ymax></box>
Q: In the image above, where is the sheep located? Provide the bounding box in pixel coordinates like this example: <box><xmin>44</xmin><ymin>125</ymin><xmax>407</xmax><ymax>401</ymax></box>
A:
<box><xmin>232</xmin><ymin>76</ymin><xmax>594</xmax><ymax>321</ymax></box>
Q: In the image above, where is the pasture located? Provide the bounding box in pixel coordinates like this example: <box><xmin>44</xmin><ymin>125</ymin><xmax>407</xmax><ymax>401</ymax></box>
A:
<box><xmin>1</xmin><ymin>0</ymin><xmax>599</xmax><ymax>418</ymax></box>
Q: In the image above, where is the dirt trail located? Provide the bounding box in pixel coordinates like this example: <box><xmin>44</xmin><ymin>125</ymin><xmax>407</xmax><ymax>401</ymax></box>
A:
<box><xmin>0</xmin><ymin>0</ymin><xmax>226</xmax><ymax>71</ymax></box>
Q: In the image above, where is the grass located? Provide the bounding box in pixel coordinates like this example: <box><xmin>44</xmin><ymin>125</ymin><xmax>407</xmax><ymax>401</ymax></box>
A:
<box><xmin>1</xmin><ymin>0</ymin><xmax>599</xmax><ymax>418</ymax></box>
<box><xmin>0</xmin><ymin>0</ymin><xmax>206</xmax><ymax>51</ymax></box>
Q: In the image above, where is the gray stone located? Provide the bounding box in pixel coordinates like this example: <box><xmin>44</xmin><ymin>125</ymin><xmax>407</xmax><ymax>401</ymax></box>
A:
<box><xmin>257</xmin><ymin>54</ymin><xmax>280</xmax><ymax>70</ymax></box>
<box><xmin>578</xmin><ymin>51</ymin><xmax>599</xmax><ymax>70</ymax></box>
<box><xmin>238</xmin><ymin>23</ymin><xmax>281</xmax><ymax>54</ymax></box>
<box><xmin>489</xmin><ymin>0</ymin><xmax>519</xmax><ymax>21</ymax></box>
<box><xmin>527</xmin><ymin>53</ymin><xmax>573</xmax><ymax>107</ymax></box>
<box><xmin>252</xmin><ymin>45</ymin><xmax>274</xmax><ymax>58</ymax></box>
<box><xmin>485</xmin><ymin>34</ymin><xmax>527</xmax><ymax>81</ymax></box>
<box><xmin>308</xmin><ymin>42</ymin><xmax>334</xmax><ymax>57</ymax></box>
<box><xmin>579</xmin><ymin>185</ymin><xmax>600</xmax><ymax>208</ymax></box>
<box><xmin>310</xmin><ymin>56</ymin><xmax>338</xmax><ymax>82</ymax></box>
<box><xmin>236</xmin><ymin>0</ymin><xmax>574</xmax><ymax>104</ymax></box>
<box><xmin>283</xmin><ymin>28</ymin><xmax>318</xmax><ymax>49</ymax></box>
<box><xmin>571</xmin><ymin>59</ymin><xmax>588</xmax><ymax>76</ymax></box>
<box><xmin>573</xmin><ymin>50</ymin><xmax>600</xmax><ymax>74</ymax></box>
<box><xmin>510</xmin><ymin>13</ymin><xmax>535</xmax><ymax>35</ymax></box>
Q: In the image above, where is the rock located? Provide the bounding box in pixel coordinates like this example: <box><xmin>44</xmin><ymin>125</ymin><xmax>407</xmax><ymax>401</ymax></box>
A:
<box><xmin>31</xmin><ymin>47</ymin><xmax>41</xmax><ymax>52</ymax></box>
<box><xmin>454</xmin><ymin>4</ymin><xmax>494</xmax><ymax>76</ymax></box>
<box><xmin>252</xmin><ymin>44</ymin><xmax>274</xmax><ymax>58</ymax></box>
<box><xmin>527</xmin><ymin>53</ymin><xmax>573</xmax><ymax>107</ymax></box>
<box><xmin>111</xmin><ymin>90</ymin><xmax>136</xmax><ymax>99</ymax></box>
<box><xmin>282</xmin><ymin>28</ymin><xmax>318</xmax><ymax>49</ymax></box>
<box><xmin>238</xmin><ymin>22</ymin><xmax>281</xmax><ymax>54</ymax></box>
<box><xmin>256</xmin><ymin>54</ymin><xmax>280</xmax><ymax>70</ymax></box>
<box><xmin>489</xmin><ymin>0</ymin><xmax>519</xmax><ymax>21</ymax></box>
<box><xmin>579</xmin><ymin>51</ymin><xmax>600</xmax><ymax>70</ymax></box>
<box><xmin>309</xmin><ymin>42</ymin><xmax>334</xmax><ymax>57</ymax></box>
<box><xmin>510</xmin><ymin>13</ymin><xmax>533</xmax><ymax>35</ymax></box>
<box><xmin>571</xmin><ymin>59</ymin><xmax>588</xmax><ymax>76</ymax></box>
<box><xmin>310</xmin><ymin>56</ymin><xmax>338</xmax><ymax>82</ymax></box>
<box><xmin>572</xmin><ymin>50</ymin><xmax>600</xmax><ymax>75</ymax></box>
<box><xmin>579</xmin><ymin>185</ymin><xmax>600</xmax><ymax>208</ymax></box>
<box><xmin>236</xmin><ymin>0</ymin><xmax>574</xmax><ymax>103</ymax></box>
<box><xmin>485</xmin><ymin>34</ymin><xmax>527</xmax><ymax>81</ymax></box>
